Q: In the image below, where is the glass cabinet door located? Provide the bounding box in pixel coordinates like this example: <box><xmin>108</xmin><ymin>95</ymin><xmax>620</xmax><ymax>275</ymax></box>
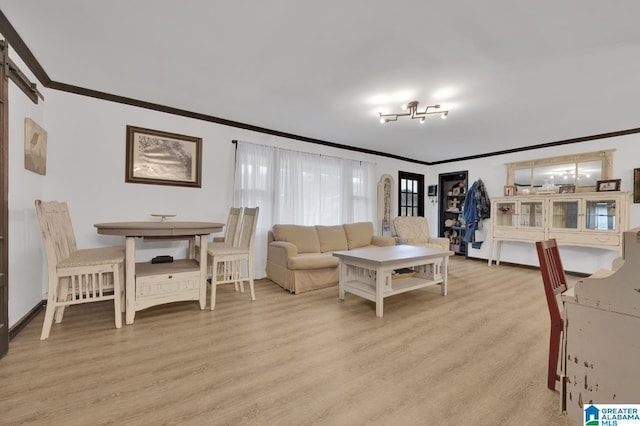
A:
<box><xmin>519</xmin><ymin>201</ymin><xmax>544</xmax><ymax>228</ymax></box>
<box><xmin>585</xmin><ymin>199</ymin><xmax>617</xmax><ymax>231</ymax></box>
<box><xmin>550</xmin><ymin>200</ymin><xmax>579</xmax><ymax>229</ymax></box>
<box><xmin>495</xmin><ymin>201</ymin><xmax>516</xmax><ymax>227</ymax></box>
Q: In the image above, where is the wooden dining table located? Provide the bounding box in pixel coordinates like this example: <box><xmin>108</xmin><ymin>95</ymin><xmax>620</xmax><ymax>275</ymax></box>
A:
<box><xmin>94</xmin><ymin>221</ymin><xmax>224</xmax><ymax>324</ymax></box>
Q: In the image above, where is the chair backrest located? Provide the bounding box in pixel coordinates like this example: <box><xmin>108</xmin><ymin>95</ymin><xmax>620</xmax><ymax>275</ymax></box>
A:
<box><xmin>535</xmin><ymin>239</ymin><xmax>568</xmax><ymax>324</ymax></box>
<box><xmin>392</xmin><ymin>216</ymin><xmax>431</xmax><ymax>243</ymax></box>
<box><xmin>236</xmin><ymin>207</ymin><xmax>259</xmax><ymax>251</ymax></box>
<box><xmin>224</xmin><ymin>207</ymin><xmax>243</xmax><ymax>245</ymax></box>
<box><xmin>35</xmin><ymin>200</ymin><xmax>78</xmax><ymax>269</ymax></box>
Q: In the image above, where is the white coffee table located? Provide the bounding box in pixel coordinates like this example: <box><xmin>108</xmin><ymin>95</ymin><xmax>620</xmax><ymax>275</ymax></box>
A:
<box><xmin>333</xmin><ymin>245</ymin><xmax>453</xmax><ymax>317</ymax></box>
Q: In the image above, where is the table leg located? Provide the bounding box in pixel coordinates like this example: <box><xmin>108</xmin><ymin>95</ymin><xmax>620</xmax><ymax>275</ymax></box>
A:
<box><xmin>487</xmin><ymin>238</ymin><xmax>494</xmax><ymax>266</ymax></box>
<box><xmin>198</xmin><ymin>234</ymin><xmax>207</xmax><ymax>310</ymax></box>
<box><xmin>338</xmin><ymin>261</ymin><xmax>345</xmax><ymax>300</ymax></box>
<box><xmin>496</xmin><ymin>241</ymin><xmax>502</xmax><ymax>266</ymax></box>
<box><xmin>375</xmin><ymin>267</ymin><xmax>384</xmax><ymax>318</ymax></box>
<box><xmin>125</xmin><ymin>236</ymin><xmax>136</xmax><ymax>325</ymax></box>
<box><xmin>441</xmin><ymin>256</ymin><xmax>449</xmax><ymax>296</ymax></box>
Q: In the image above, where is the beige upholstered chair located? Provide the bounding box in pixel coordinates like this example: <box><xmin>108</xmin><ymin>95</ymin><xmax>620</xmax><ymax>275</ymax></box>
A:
<box><xmin>207</xmin><ymin>207</ymin><xmax>259</xmax><ymax>310</ymax></box>
<box><xmin>35</xmin><ymin>200</ymin><xmax>125</xmax><ymax>340</ymax></box>
<box><xmin>392</xmin><ymin>216</ymin><xmax>450</xmax><ymax>251</ymax></box>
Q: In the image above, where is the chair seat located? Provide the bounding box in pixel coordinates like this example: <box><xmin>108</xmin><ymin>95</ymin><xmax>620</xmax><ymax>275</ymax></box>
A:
<box><xmin>57</xmin><ymin>246</ymin><xmax>125</xmax><ymax>268</ymax></box>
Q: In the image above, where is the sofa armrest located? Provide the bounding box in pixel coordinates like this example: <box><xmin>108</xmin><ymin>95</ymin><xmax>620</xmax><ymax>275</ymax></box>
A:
<box><xmin>371</xmin><ymin>235</ymin><xmax>396</xmax><ymax>247</ymax></box>
<box><xmin>267</xmin><ymin>241</ymin><xmax>299</xmax><ymax>265</ymax></box>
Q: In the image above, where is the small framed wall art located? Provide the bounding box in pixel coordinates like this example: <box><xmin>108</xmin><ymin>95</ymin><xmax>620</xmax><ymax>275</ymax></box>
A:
<box><xmin>504</xmin><ymin>185</ymin><xmax>516</xmax><ymax>196</ymax></box>
<box><xmin>126</xmin><ymin>125</ymin><xmax>202</xmax><ymax>188</ymax></box>
<box><xmin>559</xmin><ymin>184</ymin><xmax>575</xmax><ymax>194</ymax></box>
<box><xmin>24</xmin><ymin>118</ymin><xmax>47</xmax><ymax>175</ymax></box>
<box><xmin>596</xmin><ymin>179</ymin><xmax>621</xmax><ymax>192</ymax></box>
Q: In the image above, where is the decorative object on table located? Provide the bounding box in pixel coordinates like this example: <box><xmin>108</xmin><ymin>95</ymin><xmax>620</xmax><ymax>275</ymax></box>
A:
<box><xmin>504</xmin><ymin>185</ymin><xmax>516</xmax><ymax>196</ymax></box>
<box><xmin>558</xmin><ymin>184</ymin><xmax>575</xmax><ymax>194</ymax></box>
<box><xmin>596</xmin><ymin>179</ymin><xmax>621</xmax><ymax>192</ymax></box>
<box><xmin>151</xmin><ymin>255</ymin><xmax>174</xmax><ymax>264</ymax></box>
<box><xmin>126</xmin><ymin>125</ymin><xmax>202</xmax><ymax>188</ymax></box>
<box><xmin>24</xmin><ymin>117</ymin><xmax>47</xmax><ymax>175</ymax></box>
<box><xmin>150</xmin><ymin>213</ymin><xmax>176</xmax><ymax>222</ymax></box>
<box><xmin>634</xmin><ymin>168</ymin><xmax>640</xmax><ymax>203</ymax></box>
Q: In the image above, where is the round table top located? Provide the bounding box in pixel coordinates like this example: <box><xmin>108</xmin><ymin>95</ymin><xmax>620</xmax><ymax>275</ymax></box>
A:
<box><xmin>94</xmin><ymin>221</ymin><xmax>224</xmax><ymax>237</ymax></box>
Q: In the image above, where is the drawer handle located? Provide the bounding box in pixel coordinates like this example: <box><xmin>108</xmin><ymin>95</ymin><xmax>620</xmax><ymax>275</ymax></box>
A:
<box><xmin>168</xmin><ymin>275</ymin><xmax>173</xmax><ymax>279</ymax></box>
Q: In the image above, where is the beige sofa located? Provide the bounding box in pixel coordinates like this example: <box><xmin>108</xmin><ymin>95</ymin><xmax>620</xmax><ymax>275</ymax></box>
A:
<box><xmin>266</xmin><ymin>222</ymin><xmax>396</xmax><ymax>294</ymax></box>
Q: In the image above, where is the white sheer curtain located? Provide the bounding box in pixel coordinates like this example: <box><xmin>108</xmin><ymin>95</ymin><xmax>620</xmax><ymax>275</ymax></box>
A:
<box><xmin>233</xmin><ymin>141</ymin><xmax>377</xmax><ymax>278</ymax></box>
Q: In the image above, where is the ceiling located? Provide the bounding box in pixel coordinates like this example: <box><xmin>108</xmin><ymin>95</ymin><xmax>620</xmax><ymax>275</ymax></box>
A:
<box><xmin>1</xmin><ymin>1</ymin><xmax>640</xmax><ymax>164</ymax></box>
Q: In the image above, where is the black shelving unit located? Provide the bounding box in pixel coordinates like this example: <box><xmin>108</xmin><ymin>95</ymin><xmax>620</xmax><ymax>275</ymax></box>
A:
<box><xmin>438</xmin><ymin>171</ymin><xmax>468</xmax><ymax>256</ymax></box>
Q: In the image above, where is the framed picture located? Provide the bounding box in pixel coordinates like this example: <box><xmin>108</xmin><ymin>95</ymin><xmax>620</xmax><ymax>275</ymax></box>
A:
<box><xmin>634</xmin><ymin>169</ymin><xmax>640</xmax><ymax>203</ymax></box>
<box><xmin>504</xmin><ymin>185</ymin><xmax>516</xmax><ymax>196</ymax></box>
<box><xmin>452</xmin><ymin>187</ymin><xmax>460</xmax><ymax>196</ymax></box>
<box><xmin>126</xmin><ymin>125</ymin><xmax>202</xmax><ymax>188</ymax></box>
<box><xmin>596</xmin><ymin>179</ymin><xmax>621</xmax><ymax>192</ymax></box>
<box><xmin>24</xmin><ymin>118</ymin><xmax>47</xmax><ymax>175</ymax></box>
<box><xmin>559</xmin><ymin>184</ymin><xmax>575</xmax><ymax>194</ymax></box>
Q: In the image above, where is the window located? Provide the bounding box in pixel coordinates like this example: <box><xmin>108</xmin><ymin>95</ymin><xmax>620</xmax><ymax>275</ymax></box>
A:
<box><xmin>398</xmin><ymin>171</ymin><xmax>424</xmax><ymax>216</ymax></box>
<box><xmin>234</xmin><ymin>141</ymin><xmax>377</xmax><ymax>276</ymax></box>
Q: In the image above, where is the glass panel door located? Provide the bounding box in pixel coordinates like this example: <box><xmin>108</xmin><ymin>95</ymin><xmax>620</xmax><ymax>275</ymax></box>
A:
<box><xmin>496</xmin><ymin>202</ymin><xmax>516</xmax><ymax>227</ymax></box>
<box><xmin>550</xmin><ymin>200</ymin><xmax>579</xmax><ymax>229</ymax></box>
<box><xmin>519</xmin><ymin>201</ymin><xmax>544</xmax><ymax>228</ymax></box>
<box><xmin>585</xmin><ymin>200</ymin><xmax>617</xmax><ymax>231</ymax></box>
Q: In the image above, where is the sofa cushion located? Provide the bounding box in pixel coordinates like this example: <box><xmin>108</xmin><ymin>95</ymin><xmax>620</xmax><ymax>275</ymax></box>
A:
<box><xmin>273</xmin><ymin>224</ymin><xmax>321</xmax><ymax>253</ymax></box>
<box><xmin>343</xmin><ymin>222</ymin><xmax>373</xmax><ymax>249</ymax></box>
<box><xmin>288</xmin><ymin>253</ymin><xmax>339</xmax><ymax>270</ymax></box>
<box><xmin>316</xmin><ymin>225</ymin><xmax>348</xmax><ymax>253</ymax></box>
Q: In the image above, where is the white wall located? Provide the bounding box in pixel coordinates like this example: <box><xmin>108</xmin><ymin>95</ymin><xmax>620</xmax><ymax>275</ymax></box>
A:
<box><xmin>8</xmin><ymin>59</ymin><xmax>639</xmax><ymax>328</ymax></box>
<box><xmin>7</xmin><ymin>51</ymin><xmax>48</xmax><ymax>327</ymax></box>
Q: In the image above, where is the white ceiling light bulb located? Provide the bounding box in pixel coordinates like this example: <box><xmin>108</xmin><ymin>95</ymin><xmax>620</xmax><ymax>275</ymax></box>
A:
<box><xmin>380</xmin><ymin>117</ymin><xmax>387</xmax><ymax>124</ymax></box>
<box><xmin>441</xmin><ymin>111</ymin><xmax>448</xmax><ymax>119</ymax></box>
<box><xmin>401</xmin><ymin>103</ymin><xmax>408</xmax><ymax>110</ymax></box>
<box><xmin>420</xmin><ymin>117</ymin><xmax>426</xmax><ymax>124</ymax></box>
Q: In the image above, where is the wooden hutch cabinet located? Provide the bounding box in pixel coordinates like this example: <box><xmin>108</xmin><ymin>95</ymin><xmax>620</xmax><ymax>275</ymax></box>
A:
<box><xmin>488</xmin><ymin>192</ymin><xmax>630</xmax><ymax>265</ymax></box>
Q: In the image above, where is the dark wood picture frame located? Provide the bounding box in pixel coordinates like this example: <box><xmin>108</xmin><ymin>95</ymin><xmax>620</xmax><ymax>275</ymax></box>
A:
<box><xmin>126</xmin><ymin>125</ymin><xmax>202</xmax><ymax>188</ymax></box>
<box><xmin>559</xmin><ymin>184</ymin><xmax>575</xmax><ymax>194</ymax></box>
<box><xmin>596</xmin><ymin>179</ymin><xmax>621</xmax><ymax>192</ymax></box>
<box><xmin>634</xmin><ymin>168</ymin><xmax>640</xmax><ymax>203</ymax></box>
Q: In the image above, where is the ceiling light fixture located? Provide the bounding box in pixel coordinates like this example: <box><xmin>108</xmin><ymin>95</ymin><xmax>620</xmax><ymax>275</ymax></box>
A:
<box><xmin>379</xmin><ymin>101</ymin><xmax>448</xmax><ymax>124</ymax></box>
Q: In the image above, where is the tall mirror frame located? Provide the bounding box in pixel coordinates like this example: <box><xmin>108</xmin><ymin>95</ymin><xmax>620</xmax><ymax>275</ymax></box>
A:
<box><xmin>506</xmin><ymin>150</ymin><xmax>614</xmax><ymax>193</ymax></box>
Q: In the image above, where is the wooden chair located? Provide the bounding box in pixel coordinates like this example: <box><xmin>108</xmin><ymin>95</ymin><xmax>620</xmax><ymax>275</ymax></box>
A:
<box><xmin>212</xmin><ymin>207</ymin><xmax>243</xmax><ymax>245</ymax></box>
<box><xmin>207</xmin><ymin>207</ymin><xmax>259</xmax><ymax>310</ymax></box>
<box><xmin>35</xmin><ymin>200</ymin><xmax>125</xmax><ymax>340</ymax></box>
<box><xmin>535</xmin><ymin>238</ymin><xmax>568</xmax><ymax>391</ymax></box>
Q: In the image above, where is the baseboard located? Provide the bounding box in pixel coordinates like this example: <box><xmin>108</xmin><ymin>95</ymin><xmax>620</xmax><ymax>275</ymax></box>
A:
<box><xmin>9</xmin><ymin>300</ymin><xmax>45</xmax><ymax>340</ymax></box>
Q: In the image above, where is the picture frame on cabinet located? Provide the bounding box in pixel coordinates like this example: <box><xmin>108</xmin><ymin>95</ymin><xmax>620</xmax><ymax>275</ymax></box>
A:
<box><xmin>634</xmin><ymin>169</ymin><xmax>640</xmax><ymax>203</ymax></box>
<box><xmin>559</xmin><ymin>184</ymin><xmax>575</xmax><ymax>194</ymax></box>
<box><xmin>596</xmin><ymin>179</ymin><xmax>621</xmax><ymax>192</ymax></box>
<box><xmin>504</xmin><ymin>185</ymin><xmax>516</xmax><ymax>196</ymax></box>
<box><xmin>125</xmin><ymin>125</ymin><xmax>202</xmax><ymax>188</ymax></box>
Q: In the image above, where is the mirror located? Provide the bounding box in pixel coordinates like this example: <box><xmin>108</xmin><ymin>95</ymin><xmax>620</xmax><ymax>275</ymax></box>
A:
<box><xmin>507</xmin><ymin>150</ymin><xmax>613</xmax><ymax>193</ymax></box>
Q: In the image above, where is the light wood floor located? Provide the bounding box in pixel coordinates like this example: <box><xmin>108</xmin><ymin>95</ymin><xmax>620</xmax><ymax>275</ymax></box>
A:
<box><xmin>0</xmin><ymin>257</ymin><xmax>570</xmax><ymax>426</ymax></box>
